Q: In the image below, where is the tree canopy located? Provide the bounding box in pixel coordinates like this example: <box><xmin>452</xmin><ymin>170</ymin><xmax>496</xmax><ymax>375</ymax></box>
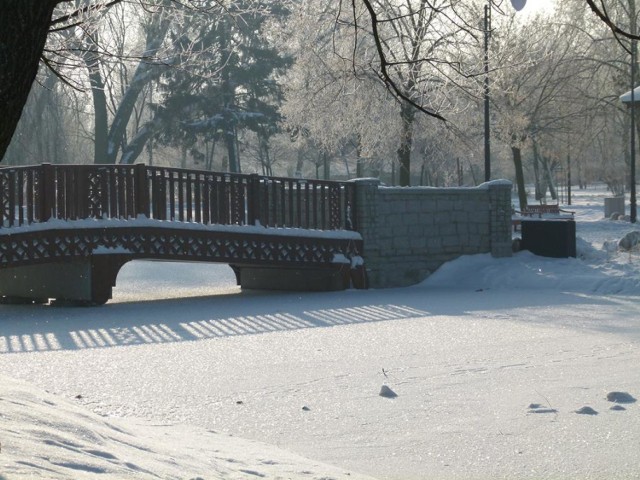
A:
<box><xmin>1</xmin><ymin>0</ymin><xmax>640</xmax><ymax>196</ymax></box>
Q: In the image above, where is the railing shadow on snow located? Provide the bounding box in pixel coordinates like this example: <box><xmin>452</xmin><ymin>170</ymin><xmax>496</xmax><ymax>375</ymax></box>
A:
<box><xmin>1</xmin><ymin>284</ymin><xmax>636</xmax><ymax>355</ymax></box>
<box><xmin>0</xmin><ymin>290</ymin><xmax>428</xmax><ymax>354</ymax></box>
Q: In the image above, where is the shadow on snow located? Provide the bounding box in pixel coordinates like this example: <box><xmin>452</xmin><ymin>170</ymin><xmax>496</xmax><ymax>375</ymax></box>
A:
<box><xmin>1</xmin><ymin>284</ymin><xmax>637</xmax><ymax>354</ymax></box>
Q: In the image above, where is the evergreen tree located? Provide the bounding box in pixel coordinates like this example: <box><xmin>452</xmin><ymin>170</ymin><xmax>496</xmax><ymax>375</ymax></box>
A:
<box><xmin>152</xmin><ymin>1</ymin><xmax>292</xmax><ymax>172</ymax></box>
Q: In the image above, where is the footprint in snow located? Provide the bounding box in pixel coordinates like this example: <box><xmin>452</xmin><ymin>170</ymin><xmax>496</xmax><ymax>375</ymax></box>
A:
<box><xmin>606</xmin><ymin>391</ymin><xmax>636</xmax><ymax>404</ymax></box>
<box><xmin>527</xmin><ymin>403</ymin><xmax>557</xmax><ymax>414</ymax></box>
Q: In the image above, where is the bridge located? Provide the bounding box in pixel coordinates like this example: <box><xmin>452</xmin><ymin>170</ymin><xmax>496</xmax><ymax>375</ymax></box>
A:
<box><xmin>0</xmin><ymin>164</ymin><xmax>364</xmax><ymax>305</ymax></box>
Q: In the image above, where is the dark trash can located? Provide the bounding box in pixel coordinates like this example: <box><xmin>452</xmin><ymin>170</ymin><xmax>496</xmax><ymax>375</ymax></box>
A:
<box><xmin>521</xmin><ymin>219</ymin><xmax>576</xmax><ymax>258</ymax></box>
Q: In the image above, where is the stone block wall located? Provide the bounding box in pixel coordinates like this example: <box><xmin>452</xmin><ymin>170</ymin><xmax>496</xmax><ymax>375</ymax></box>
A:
<box><xmin>352</xmin><ymin>179</ymin><xmax>512</xmax><ymax>288</ymax></box>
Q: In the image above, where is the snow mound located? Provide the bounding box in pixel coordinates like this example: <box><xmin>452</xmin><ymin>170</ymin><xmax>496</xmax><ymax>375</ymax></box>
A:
<box><xmin>0</xmin><ymin>374</ymin><xmax>374</xmax><ymax>480</ymax></box>
<box><xmin>421</xmin><ymin>244</ymin><xmax>640</xmax><ymax>295</ymax></box>
<box><xmin>619</xmin><ymin>230</ymin><xmax>640</xmax><ymax>251</ymax></box>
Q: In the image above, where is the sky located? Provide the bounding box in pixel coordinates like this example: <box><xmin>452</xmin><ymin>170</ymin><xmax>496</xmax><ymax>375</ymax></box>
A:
<box><xmin>2</xmin><ymin>184</ymin><xmax>640</xmax><ymax>479</ymax></box>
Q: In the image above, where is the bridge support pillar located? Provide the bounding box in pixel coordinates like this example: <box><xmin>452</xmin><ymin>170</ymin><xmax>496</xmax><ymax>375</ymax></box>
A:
<box><xmin>234</xmin><ymin>266</ymin><xmax>350</xmax><ymax>292</ymax></box>
<box><xmin>0</xmin><ymin>256</ymin><xmax>128</xmax><ymax>306</ymax></box>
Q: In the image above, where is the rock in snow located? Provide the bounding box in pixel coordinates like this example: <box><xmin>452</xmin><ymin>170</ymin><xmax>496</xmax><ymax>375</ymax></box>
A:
<box><xmin>618</xmin><ymin>231</ymin><xmax>640</xmax><ymax>251</ymax></box>
<box><xmin>575</xmin><ymin>406</ymin><xmax>599</xmax><ymax>415</ymax></box>
<box><xmin>379</xmin><ymin>385</ymin><xmax>398</xmax><ymax>398</ymax></box>
<box><xmin>606</xmin><ymin>391</ymin><xmax>637</xmax><ymax>404</ymax></box>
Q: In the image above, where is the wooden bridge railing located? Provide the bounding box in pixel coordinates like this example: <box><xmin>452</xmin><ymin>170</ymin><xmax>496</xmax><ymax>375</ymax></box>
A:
<box><xmin>0</xmin><ymin>164</ymin><xmax>356</xmax><ymax>232</ymax></box>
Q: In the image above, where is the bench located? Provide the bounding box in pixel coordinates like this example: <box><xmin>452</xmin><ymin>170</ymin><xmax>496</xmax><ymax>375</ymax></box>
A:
<box><xmin>512</xmin><ymin>204</ymin><xmax>575</xmax><ymax>231</ymax></box>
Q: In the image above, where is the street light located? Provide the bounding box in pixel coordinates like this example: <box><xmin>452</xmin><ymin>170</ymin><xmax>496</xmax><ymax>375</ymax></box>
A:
<box><xmin>620</xmin><ymin>65</ymin><xmax>639</xmax><ymax>224</ymax></box>
<box><xmin>484</xmin><ymin>0</ymin><xmax>527</xmax><ymax>183</ymax></box>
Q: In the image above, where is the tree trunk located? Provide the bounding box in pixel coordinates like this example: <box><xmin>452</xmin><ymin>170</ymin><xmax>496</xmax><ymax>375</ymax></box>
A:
<box><xmin>468</xmin><ymin>160</ymin><xmax>479</xmax><ymax>186</ymax></box>
<box><xmin>258</xmin><ymin>132</ymin><xmax>272</xmax><ymax>177</ymax></box>
<box><xmin>5</xmin><ymin>70</ymin><xmax>59</xmax><ymax>165</ymax></box>
<box><xmin>542</xmin><ymin>156</ymin><xmax>557</xmax><ymax>200</ymax></box>
<box><xmin>147</xmin><ymin>138</ymin><xmax>154</xmax><ymax>166</ymax></box>
<box><xmin>82</xmin><ymin>39</ymin><xmax>109</xmax><ymax>164</ymax></box>
<box><xmin>531</xmin><ymin>141</ymin><xmax>544</xmax><ymax>200</ymax></box>
<box><xmin>224</xmin><ymin>122</ymin><xmax>239</xmax><ymax>173</ymax></box>
<box><xmin>42</xmin><ymin>74</ymin><xmax>66</xmax><ymax>164</ymax></box>
<box><xmin>356</xmin><ymin>133</ymin><xmax>364</xmax><ymax>178</ymax></box>
<box><xmin>181</xmin><ymin>144</ymin><xmax>187</xmax><ymax>169</ymax></box>
<box><xmin>295</xmin><ymin>149</ymin><xmax>304</xmax><ymax>178</ymax></box>
<box><xmin>634</xmin><ymin>107</ymin><xmax>640</xmax><ymax>191</ymax></box>
<box><xmin>0</xmin><ymin>1</ymin><xmax>58</xmax><ymax>162</ymax></box>
<box><xmin>323</xmin><ymin>151</ymin><xmax>330</xmax><ymax>180</ymax></box>
<box><xmin>397</xmin><ymin>101</ymin><xmax>416</xmax><ymax>186</ymax></box>
<box><xmin>511</xmin><ymin>146</ymin><xmax>528</xmax><ymax>210</ymax></box>
<box><xmin>391</xmin><ymin>160</ymin><xmax>396</xmax><ymax>186</ymax></box>
<box><xmin>205</xmin><ymin>139</ymin><xmax>215</xmax><ymax>171</ymax></box>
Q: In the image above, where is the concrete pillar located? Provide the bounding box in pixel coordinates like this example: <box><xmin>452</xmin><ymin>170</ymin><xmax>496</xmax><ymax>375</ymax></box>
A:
<box><xmin>235</xmin><ymin>266</ymin><xmax>349</xmax><ymax>291</ymax></box>
<box><xmin>0</xmin><ymin>261</ymin><xmax>92</xmax><ymax>304</ymax></box>
<box><xmin>604</xmin><ymin>196</ymin><xmax>625</xmax><ymax>218</ymax></box>
<box><xmin>0</xmin><ymin>256</ymin><xmax>128</xmax><ymax>305</ymax></box>
<box><xmin>351</xmin><ymin>178</ymin><xmax>382</xmax><ymax>286</ymax></box>
<box><xmin>488</xmin><ymin>181</ymin><xmax>513</xmax><ymax>258</ymax></box>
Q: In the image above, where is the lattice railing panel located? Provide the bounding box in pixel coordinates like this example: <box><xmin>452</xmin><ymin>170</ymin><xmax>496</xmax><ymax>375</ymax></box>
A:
<box><xmin>86</xmin><ymin>169</ymin><xmax>108</xmax><ymax>218</ymax></box>
<box><xmin>0</xmin><ymin>226</ymin><xmax>362</xmax><ymax>271</ymax></box>
<box><xmin>0</xmin><ymin>172</ymin><xmax>10</xmax><ymax>228</ymax></box>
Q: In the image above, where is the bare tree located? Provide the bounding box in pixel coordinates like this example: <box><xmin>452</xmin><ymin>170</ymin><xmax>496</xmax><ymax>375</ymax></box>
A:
<box><xmin>2</xmin><ymin>0</ymin><xmax>640</xmax><ymax>165</ymax></box>
<box><xmin>76</xmin><ymin>1</ymin><xmax>173</xmax><ymax>164</ymax></box>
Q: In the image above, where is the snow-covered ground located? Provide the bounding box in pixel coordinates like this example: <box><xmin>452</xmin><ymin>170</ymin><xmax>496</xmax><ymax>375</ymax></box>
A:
<box><xmin>2</xmin><ymin>185</ymin><xmax>640</xmax><ymax>479</ymax></box>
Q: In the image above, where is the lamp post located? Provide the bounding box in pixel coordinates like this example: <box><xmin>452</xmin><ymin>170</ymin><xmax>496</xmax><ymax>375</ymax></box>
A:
<box><xmin>632</xmin><ymin>40</ymin><xmax>637</xmax><ymax>224</ymax></box>
<box><xmin>484</xmin><ymin>0</ymin><xmax>527</xmax><ymax>183</ymax></box>
<box><xmin>620</xmin><ymin>47</ymin><xmax>638</xmax><ymax>224</ymax></box>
